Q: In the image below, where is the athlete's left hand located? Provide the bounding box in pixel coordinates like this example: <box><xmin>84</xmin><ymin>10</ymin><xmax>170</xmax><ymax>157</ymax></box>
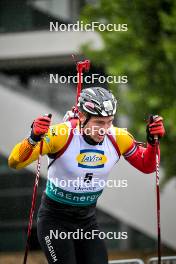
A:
<box><xmin>146</xmin><ymin>115</ymin><xmax>165</xmax><ymax>145</ymax></box>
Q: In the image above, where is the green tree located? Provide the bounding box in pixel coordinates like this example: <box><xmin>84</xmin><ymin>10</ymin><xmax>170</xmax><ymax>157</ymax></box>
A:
<box><xmin>81</xmin><ymin>0</ymin><xmax>176</xmax><ymax>184</ymax></box>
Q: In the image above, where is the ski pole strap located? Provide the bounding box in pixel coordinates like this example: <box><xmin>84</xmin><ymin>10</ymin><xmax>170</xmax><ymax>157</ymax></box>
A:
<box><xmin>48</xmin><ymin>119</ymin><xmax>78</xmax><ymax>169</ymax></box>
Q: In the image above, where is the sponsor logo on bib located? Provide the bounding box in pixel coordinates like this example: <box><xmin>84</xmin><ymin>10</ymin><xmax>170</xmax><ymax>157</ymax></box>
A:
<box><xmin>76</xmin><ymin>149</ymin><xmax>107</xmax><ymax>168</ymax></box>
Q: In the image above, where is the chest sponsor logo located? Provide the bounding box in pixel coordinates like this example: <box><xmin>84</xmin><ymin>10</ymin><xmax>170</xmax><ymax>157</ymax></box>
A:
<box><xmin>76</xmin><ymin>149</ymin><xmax>107</xmax><ymax>168</ymax></box>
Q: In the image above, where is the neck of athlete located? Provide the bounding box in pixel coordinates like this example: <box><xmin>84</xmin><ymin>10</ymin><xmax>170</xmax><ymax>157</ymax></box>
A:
<box><xmin>82</xmin><ymin>132</ymin><xmax>103</xmax><ymax>145</ymax></box>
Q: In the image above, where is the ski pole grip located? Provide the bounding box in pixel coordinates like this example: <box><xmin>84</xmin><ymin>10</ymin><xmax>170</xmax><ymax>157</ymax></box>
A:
<box><xmin>84</xmin><ymin>60</ymin><xmax>90</xmax><ymax>72</ymax></box>
<box><xmin>149</xmin><ymin>115</ymin><xmax>158</xmax><ymax>141</ymax></box>
<box><xmin>149</xmin><ymin>114</ymin><xmax>154</xmax><ymax>123</ymax></box>
<box><xmin>39</xmin><ymin>114</ymin><xmax>52</xmax><ymax>140</ymax></box>
<box><xmin>154</xmin><ymin>135</ymin><xmax>158</xmax><ymax>140</ymax></box>
<box><xmin>44</xmin><ymin>113</ymin><xmax>52</xmax><ymax>119</ymax></box>
<box><xmin>47</xmin><ymin>113</ymin><xmax>52</xmax><ymax>119</ymax></box>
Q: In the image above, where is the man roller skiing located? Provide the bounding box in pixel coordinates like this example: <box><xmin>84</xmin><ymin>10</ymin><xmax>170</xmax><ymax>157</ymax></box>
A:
<box><xmin>8</xmin><ymin>87</ymin><xmax>165</xmax><ymax>264</ymax></box>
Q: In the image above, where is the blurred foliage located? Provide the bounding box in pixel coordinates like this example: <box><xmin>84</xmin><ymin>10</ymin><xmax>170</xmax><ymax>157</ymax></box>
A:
<box><xmin>81</xmin><ymin>0</ymin><xmax>176</xmax><ymax>185</ymax></box>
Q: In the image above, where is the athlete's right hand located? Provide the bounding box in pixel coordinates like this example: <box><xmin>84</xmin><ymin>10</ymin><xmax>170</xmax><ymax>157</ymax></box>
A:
<box><xmin>32</xmin><ymin>115</ymin><xmax>51</xmax><ymax>135</ymax></box>
<box><xmin>29</xmin><ymin>114</ymin><xmax>52</xmax><ymax>144</ymax></box>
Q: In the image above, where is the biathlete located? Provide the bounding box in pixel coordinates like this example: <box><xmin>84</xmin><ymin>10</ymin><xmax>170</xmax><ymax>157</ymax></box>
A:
<box><xmin>9</xmin><ymin>87</ymin><xmax>165</xmax><ymax>264</ymax></box>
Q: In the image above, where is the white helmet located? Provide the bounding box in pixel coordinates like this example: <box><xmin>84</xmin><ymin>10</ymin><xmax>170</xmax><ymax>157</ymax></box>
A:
<box><xmin>78</xmin><ymin>87</ymin><xmax>117</xmax><ymax>116</ymax></box>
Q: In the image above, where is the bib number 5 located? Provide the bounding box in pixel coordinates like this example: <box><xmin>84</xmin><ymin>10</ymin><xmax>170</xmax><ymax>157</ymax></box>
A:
<box><xmin>84</xmin><ymin>173</ymin><xmax>93</xmax><ymax>183</ymax></box>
